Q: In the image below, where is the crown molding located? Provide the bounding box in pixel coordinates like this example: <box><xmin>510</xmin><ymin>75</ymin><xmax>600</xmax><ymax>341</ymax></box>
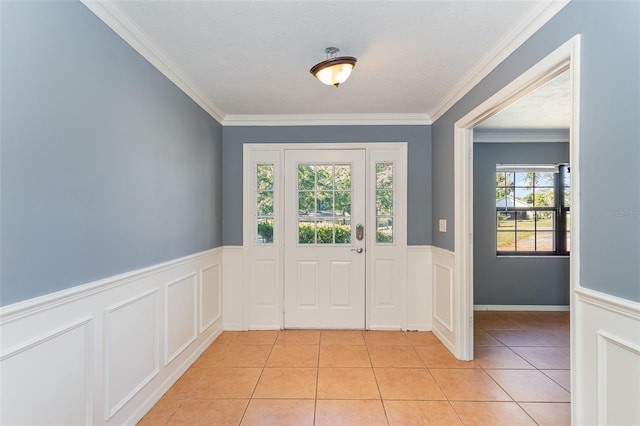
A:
<box><xmin>474</xmin><ymin>128</ymin><xmax>570</xmax><ymax>143</ymax></box>
<box><xmin>82</xmin><ymin>0</ymin><xmax>567</xmax><ymax>128</ymax></box>
<box><xmin>428</xmin><ymin>0</ymin><xmax>571</xmax><ymax>123</ymax></box>
<box><xmin>80</xmin><ymin>0</ymin><xmax>225</xmax><ymax>124</ymax></box>
<box><xmin>222</xmin><ymin>113</ymin><xmax>432</xmax><ymax>127</ymax></box>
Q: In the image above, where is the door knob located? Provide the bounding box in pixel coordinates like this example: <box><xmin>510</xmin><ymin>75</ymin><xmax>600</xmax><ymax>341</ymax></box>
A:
<box><xmin>350</xmin><ymin>247</ymin><xmax>364</xmax><ymax>253</ymax></box>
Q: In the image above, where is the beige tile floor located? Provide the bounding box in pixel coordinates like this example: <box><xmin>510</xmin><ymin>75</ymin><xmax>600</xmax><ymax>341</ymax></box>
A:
<box><xmin>139</xmin><ymin>311</ymin><xmax>570</xmax><ymax>425</ymax></box>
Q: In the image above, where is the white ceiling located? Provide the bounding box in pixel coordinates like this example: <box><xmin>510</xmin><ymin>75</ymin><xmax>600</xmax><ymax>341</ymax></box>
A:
<box><xmin>84</xmin><ymin>0</ymin><xmax>569</xmax><ymax>125</ymax></box>
<box><xmin>477</xmin><ymin>70</ymin><xmax>571</xmax><ymax>130</ymax></box>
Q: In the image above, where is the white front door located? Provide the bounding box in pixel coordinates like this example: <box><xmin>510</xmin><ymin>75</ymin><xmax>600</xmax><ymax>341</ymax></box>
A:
<box><xmin>284</xmin><ymin>149</ymin><xmax>366</xmax><ymax>329</ymax></box>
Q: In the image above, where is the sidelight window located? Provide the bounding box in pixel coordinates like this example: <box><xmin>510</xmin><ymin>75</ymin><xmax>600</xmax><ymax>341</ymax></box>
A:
<box><xmin>256</xmin><ymin>164</ymin><xmax>275</xmax><ymax>244</ymax></box>
<box><xmin>375</xmin><ymin>162</ymin><xmax>394</xmax><ymax>243</ymax></box>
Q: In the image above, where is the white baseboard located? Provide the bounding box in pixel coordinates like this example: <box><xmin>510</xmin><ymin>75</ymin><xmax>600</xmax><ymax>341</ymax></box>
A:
<box><xmin>0</xmin><ymin>248</ymin><xmax>224</xmax><ymax>426</ymax></box>
<box><xmin>574</xmin><ymin>286</ymin><xmax>640</xmax><ymax>426</ymax></box>
<box><xmin>474</xmin><ymin>304</ymin><xmax>570</xmax><ymax>311</ymax></box>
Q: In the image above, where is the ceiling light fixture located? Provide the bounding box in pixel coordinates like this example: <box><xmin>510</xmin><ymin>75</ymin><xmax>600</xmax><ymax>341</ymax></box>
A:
<box><xmin>310</xmin><ymin>47</ymin><xmax>357</xmax><ymax>87</ymax></box>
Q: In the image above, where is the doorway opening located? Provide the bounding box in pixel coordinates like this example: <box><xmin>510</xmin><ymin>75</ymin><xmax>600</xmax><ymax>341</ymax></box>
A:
<box><xmin>472</xmin><ymin>72</ymin><xmax>572</xmax><ymax>405</ymax></box>
<box><xmin>452</xmin><ymin>35</ymin><xmax>581</xmax><ymax>362</ymax></box>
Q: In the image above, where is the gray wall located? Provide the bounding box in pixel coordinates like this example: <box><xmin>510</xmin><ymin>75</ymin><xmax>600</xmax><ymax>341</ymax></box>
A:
<box><xmin>222</xmin><ymin>126</ymin><xmax>431</xmax><ymax>246</ymax></box>
<box><xmin>432</xmin><ymin>0</ymin><xmax>640</xmax><ymax>302</ymax></box>
<box><xmin>0</xmin><ymin>1</ymin><xmax>223</xmax><ymax>306</ymax></box>
<box><xmin>473</xmin><ymin>142</ymin><xmax>570</xmax><ymax>305</ymax></box>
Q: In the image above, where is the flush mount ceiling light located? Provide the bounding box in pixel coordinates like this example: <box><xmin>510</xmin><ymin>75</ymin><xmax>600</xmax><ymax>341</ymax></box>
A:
<box><xmin>310</xmin><ymin>47</ymin><xmax>357</xmax><ymax>87</ymax></box>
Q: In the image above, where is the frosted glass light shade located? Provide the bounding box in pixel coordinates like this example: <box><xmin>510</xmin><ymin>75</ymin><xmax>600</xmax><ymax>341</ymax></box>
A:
<box><xmin>310</xmin><ymin>56</ymin><xmax>357</xmax><ymax>87</ymax></box>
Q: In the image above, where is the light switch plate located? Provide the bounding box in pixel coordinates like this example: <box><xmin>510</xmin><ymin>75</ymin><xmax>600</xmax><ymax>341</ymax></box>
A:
<box><xmin>439</xmin><ymin>219</ymin><xmax>447</xmax><ymax>232</ymax></box>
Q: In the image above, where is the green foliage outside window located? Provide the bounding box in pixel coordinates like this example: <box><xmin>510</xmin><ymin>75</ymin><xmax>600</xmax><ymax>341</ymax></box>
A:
<box><xmin>257</xmin><ymin>221</ymin><xmax>274</xmax><ymax>243</ymax></box>
<box><xmin>376</xmin><ymin>229</ymin><xmax>393</xmax><ymax>243</ymax></box>
<box><xmin>298</xmin><ymin>223</ymin><xmax>351</xmax><ymax>244</ymax></box>
<box><xmin>258</xmin><ymin>221</ymin><xmax>391</xmax><ymax>244</ymax></box>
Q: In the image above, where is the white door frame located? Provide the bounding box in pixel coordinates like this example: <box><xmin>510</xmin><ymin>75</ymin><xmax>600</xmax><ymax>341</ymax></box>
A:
<box><xmin>242</xmin><ymin>142</ymin><xmax>408</xmax><ymax>330</ymax></box>
<box><xmin>453</xmin><ymin>35</ymin><xmax>581</xmax><ymax>360</ymax></box>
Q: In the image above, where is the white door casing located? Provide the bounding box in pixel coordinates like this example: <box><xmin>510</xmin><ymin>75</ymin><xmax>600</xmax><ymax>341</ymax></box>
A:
<box><xmin>450</xmin><ymin>34</ymin><xmax>580</xmax><ymax>368</ymax></box>
<box><xmin>243</xmin><ymin>143</ymin><xmax>408</xmax><ymax>331</ymax></box>
<box><xmin>284</xmin><ymin>149</ymin><xmax>366</xmax><ymax>329</ymax></box>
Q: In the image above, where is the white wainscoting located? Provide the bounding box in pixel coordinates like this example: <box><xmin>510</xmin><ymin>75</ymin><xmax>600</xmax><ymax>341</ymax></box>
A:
<box><xmin>222</xmin><ymin>246</ymin><xmax>245</xmax><ymax>330</ymax></box>
<box><xmin>574</xmin><ymin>286</ymin><xmax>640</xmax><ymax>426</ymax></box>
<box><xmin>0</xmin><ymin>248</ymin><xmax>223</xmax><ymax>426</ymax></box>
<box><xmin>407</xmin><ymin>246</ymin><xmax>433</xmax><ymax>331</ymax></box>
<box><xmin>224</xmin><ymin>245</ymin><xmax>433</xmax><ymax>332</ymax></box>
<box><xmin>430</xmin><ymin>246</ymin><xmax>456</xmax><ymax>352</ymax></box>
<box><xmin>105</xmin><ymin>288</ymin><xmax>160</xmax><ymax>420</ymax></box>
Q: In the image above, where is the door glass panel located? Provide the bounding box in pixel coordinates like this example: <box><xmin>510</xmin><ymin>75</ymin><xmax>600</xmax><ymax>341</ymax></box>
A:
<box><xmin>257</xmin><ymin>164</ymin><xmax>274</xmax><ymax>190</ymax></box>
<box><xmin>376</xmin><ymin>218</ymin><xmax>393</xmax><ymax>243</ymax></box>
<box><xmin>335</xmin><ymin>219</ymin><xmax>351</xmax><ymax>244</ymax></box>
<box><xmin>257</xmin><ymin>191</ymin><xmax>274</xmax><ymax>216</ymax></box>
<box><xmin>335</xmin><ymin>191</ymin><xmax>351</xmax><ymax>216</ymax></box>
<box><xmin>298</xmin><ymin>164</ymin><xmax>315</xmax><ymax>190</ymax></box>
<box><xmin>335</xmin><ymin>164</ymin><xmax>351</xmax><ymax>190</ymax></box>
<box><xmin>317</xmin><ymin>165</ymin><xmax>333</xmax><ymax>190</ymax></box>
<box><xmin>257</xmin><ymin>218</ymin><xmax>274</xmax><ymax>244</ymax></box>
<box><xmin>317</xmin><ymin>192</ymin><xmax>334</xmax><ymax>214</ymax></box>
<box><xmin>256</xmin><ymin>164</ymin><xmax>275</xmax><ymax>244</ymax></box>
<box><xmin>376</xmin><ymin>190</ymin><xmax>393</xmax><ymax>216</ymax></box>
<box><xmin>317</xmin><ymin>222</ymin><xmax>334</xmax><ymax>244</ymax></box>
<box><xmin>376</xmin><ymin>162</ymin><xmax>393</xmax><ymax>189</ymax></box>
<box><xmin>297</xmin><ymin>163</ymin><xmax>352</xmax><ymax>244</ymax></box>
<box><xmin>298</xmin><ymin>220</ymin><xmax>316</xmax><ymax>244</ymax></box>
<box><xmin>298</xmin><ymin>191</ymin><xmax>315</xmax><ymax>214</ymax></box>
<box><xmin>375</xmin><ymin>162</ymin><xmax>394</xmax><ymax>243</ymax></box>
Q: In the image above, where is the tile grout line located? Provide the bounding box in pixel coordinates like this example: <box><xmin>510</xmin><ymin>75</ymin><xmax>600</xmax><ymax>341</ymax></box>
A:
<box><xmin>418</xmin><ymin>342</ymin><xmax>466</xmax><ymax>425</ymax></box>
<box><xmin>365</xmin><ymin>334</ymin><xmax>391</xmax><ymax>425</ymax></box>
<box><xmin>478</xmin><ymin>362</ymin><xmax>538</xmax><ymax>424</ymax></box>
<box><xmin>142</xmin><ymin>313</ymin><xmax>569</xmax><ymax>425</ymax></box>
<box><xmin>478</xmin><ymin>322</ymin><xmax>570</xmax><ymax>424</ymax></box>
<box><xmin>238</xmin><ymin>331</ymin><xmax>279</xmax><ymax>425</ymax></box>
<box><xmin>314</xmin><ymin>331</ymin><xmax>322</xmax><ymax>426</ymax></box>
<box><xmin>164</xmin><ymin>338</ymin><xmax>233</xmax><ymax>425</ymax></box>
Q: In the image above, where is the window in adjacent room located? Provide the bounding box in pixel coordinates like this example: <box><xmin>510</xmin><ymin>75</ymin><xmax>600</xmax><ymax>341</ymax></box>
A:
<box><xmin>496</xmin><ymin>164</ymin><xmax>570</xmax><ymax>255</ymax></box>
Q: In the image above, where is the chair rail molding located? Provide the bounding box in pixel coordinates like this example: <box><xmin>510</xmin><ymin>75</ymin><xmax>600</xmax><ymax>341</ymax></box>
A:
<box><xmin>574</xmin><ymin>286</ymin><xmax>640</xmax><ymax>425</ymax></box>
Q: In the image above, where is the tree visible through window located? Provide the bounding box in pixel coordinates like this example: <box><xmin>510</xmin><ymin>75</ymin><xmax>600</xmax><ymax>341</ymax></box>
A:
<box><xmin>375</xmin><ymin>162</ymin><xmax>394</xmax><ymax>243</ymax></box>
<box><xmin>256</xmin><ymin>164</ymin><xmax>275</xmax><ymax>244</ymax></box>
<box><xmin>496</xmin><ymin>164</ymin><xmax>570</xmax><ymax>255</ymax></box>
<box><xmin>297</xmin><ymin>163</ymin><xmax>352</xmax><ymax>244</ymax></box>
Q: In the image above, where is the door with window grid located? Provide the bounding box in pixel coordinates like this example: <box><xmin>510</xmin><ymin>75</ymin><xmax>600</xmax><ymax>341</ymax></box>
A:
<box><xmin>284</xmin><ymin>149</ymin><xmax>366</xmax><ymax>329</ymax></box>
